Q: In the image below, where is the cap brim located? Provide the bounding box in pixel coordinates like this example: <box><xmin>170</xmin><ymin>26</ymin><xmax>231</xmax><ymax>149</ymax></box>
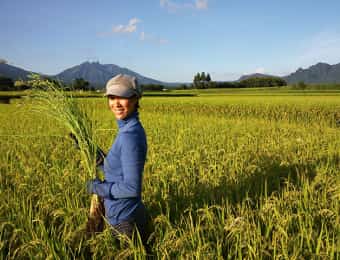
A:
<box><xmin>104</xmin><ymin>87</ymin><xmax>136</xmax><ymax>98</ymax></box>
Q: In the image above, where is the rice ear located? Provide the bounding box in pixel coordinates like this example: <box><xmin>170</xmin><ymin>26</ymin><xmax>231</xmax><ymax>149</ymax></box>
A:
<box><xmin>30</xmin><ymin>75</ymin><xmax>98</xmax><ymax>181</ymax></box>
<box><xmin>86</xmin><ymin>194</ymin><xmax>105</xmax><ymax>234</ymax></box>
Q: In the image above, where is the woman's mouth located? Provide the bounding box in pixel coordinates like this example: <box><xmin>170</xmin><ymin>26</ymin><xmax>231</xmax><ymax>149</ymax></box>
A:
<box><xmin>114</xmin><ymin>109</ymin><xmax>124</xmax><ymax>113</ymax></box>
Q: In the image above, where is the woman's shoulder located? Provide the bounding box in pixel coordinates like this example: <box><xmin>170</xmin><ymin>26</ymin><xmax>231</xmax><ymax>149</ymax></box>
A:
<box><xmin>120</xmin><ymin>119</ymin><xmax>145</xmax><ymax>134</ymax></box>
<box><xmin>119</xmin><ymin>123</ymin><xmax>146</xmax><ymax>141</ymax></box>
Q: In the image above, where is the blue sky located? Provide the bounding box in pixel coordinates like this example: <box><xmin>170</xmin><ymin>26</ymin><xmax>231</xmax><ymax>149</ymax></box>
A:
<box><xmin>1</xmin><ymin>0</ymin><xmax>340</xmax><ymax>82</ymax></box>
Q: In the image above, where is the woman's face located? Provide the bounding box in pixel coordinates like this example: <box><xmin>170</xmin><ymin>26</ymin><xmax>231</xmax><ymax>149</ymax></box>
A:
<box><xmin>108</xmin><ymin>95</ymin><xmax>137</xmax><ymax>120</ymax></box>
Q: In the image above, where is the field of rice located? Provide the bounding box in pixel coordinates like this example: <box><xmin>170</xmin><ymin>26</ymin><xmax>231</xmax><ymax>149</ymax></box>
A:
<box><xmin>1</xmin><ymin>91</ymin><xmax>339</xmax><ymax>259</ymax></box>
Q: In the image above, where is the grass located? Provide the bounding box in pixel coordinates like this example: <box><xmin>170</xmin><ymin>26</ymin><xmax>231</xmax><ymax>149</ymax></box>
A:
<box><xmin>0</xmin><ymin>90</ymin><xmax>339</xmax><ymax>259</ymax></box>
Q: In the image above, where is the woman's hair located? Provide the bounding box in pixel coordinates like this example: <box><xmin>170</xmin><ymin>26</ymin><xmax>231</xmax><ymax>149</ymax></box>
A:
<box><xmin>127</xmin><ymin>95</ymin><xmax>140</xmax><ymax>110</ymax></box>
<box><xmin>133</xmin><ymin>96</ymin><xmax>140</xmax><ymax>110</ymax></box>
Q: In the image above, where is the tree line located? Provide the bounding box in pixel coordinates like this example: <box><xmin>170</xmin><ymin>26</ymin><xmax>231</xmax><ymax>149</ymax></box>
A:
<box><xmin>0</xmin><ymin>76</ymin><xmax>174</xmax><ymax>92</ymax></box>
<box><xmin>192</xmin><ymin>72</ymin><xmax>287</xmax><ymax>89</ymax></box>
<box><xmin>0</xmin><ymin>76</ymin><xmax>97</xmax><ymax>91</ymax></box>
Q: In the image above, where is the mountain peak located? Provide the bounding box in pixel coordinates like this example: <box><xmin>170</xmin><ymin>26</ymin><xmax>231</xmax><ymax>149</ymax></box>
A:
<box><xmin>238</xmin><ymin>73</ymin><xmax>274</xmax><ymax>81</ymax></box>
<box><xmin>284</xmin><ymin>62</ymin><xmax>340</xmax><ymax>84</ymax></box>
<box><xmin>81</xmin><ymin>61</ymin><xmax>100</xmax><ymax>65</ymax></box>
<box><xmin>0</xmin><ymin>63</ymin><xmax>32</xmax><ymax>79</ymax></box>
<box><xmin>56</xmin><ymin>61</ymin><xmax>166</xmax><ymax>87</ymax></box>
<box><xmin>314</xmin><ymin>62</ymin><xmax>330</xmax><ymax>66</ymax></box>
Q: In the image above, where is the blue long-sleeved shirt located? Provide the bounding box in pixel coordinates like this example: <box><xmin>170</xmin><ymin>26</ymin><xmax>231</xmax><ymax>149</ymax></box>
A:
<box><xmin>103</xmin><ymin>111</ymin><xmax>147</xmax><ymax>225</ymax></box>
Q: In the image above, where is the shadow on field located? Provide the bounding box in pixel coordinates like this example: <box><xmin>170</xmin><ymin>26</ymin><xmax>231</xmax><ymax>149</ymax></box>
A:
<box><xmin>159</xmin><ymin>155</ymin><xmax>319</xmax><ymax>223</ymax></box>
<box><xmin>0</xmin><ymin>96</ymin><xmax>22</xmax><ymax>104</ymax></box>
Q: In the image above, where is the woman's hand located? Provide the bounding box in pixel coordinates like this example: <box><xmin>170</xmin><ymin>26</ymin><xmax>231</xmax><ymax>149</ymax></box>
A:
<box><xmin>86</xmin><ymin>178</ymin><xmax>114</xmax><ymax>199</ymax></box>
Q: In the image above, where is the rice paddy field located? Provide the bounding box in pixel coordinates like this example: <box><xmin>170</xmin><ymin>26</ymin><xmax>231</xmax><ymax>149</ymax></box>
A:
<box><xmin>1</xmin><ymin>89</ymin><xmax>340</xmax><ymax>259</ymax></box>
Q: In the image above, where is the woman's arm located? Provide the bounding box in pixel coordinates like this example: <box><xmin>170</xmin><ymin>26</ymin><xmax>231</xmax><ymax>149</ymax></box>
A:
<box><xmin>89</xmin><ymin>133</ymin><xmax>147</xmax><ymax>199</ymax></box>
<box><xmin>111</xmin><ymin>133</ymin><xmax>146</xmax><ymax>198</ymax></box>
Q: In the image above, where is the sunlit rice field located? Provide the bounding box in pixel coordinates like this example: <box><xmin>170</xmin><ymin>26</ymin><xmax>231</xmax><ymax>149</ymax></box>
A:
<box><xmin>1</xmin><ymin>92</ymin><xmax>339</xmax><ymax>259</ymax></box>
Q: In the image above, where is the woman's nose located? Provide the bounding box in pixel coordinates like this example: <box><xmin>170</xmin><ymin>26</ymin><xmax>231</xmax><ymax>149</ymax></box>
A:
<box><xmin>113</xmin><ymin>98</ymin><xmax>121</xmax><ymax>106</ymax></box>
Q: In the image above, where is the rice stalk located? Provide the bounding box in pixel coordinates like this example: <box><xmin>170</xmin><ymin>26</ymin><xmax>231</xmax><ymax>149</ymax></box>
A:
<box><xmin>29</xmin><ymin>75</ymin><xmax>96</xmax><ymax>179</ymax></box>
<box><xmin>28</xmin><ymin>74</ymin><xmax>104</xmax><ymax>234</ymax></box>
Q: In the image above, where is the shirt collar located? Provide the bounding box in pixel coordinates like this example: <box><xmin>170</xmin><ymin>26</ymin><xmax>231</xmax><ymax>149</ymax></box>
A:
<box><xmin>117</xmin><ymin>110</ymin><xmax>139</xmax><ymax>129</ymax></box>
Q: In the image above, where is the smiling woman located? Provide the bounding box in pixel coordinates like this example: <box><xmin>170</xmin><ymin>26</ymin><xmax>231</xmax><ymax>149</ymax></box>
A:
<box><xmin>87</xmin><ymin>74</ymin><xmax>152</xmax><ymax>250</ymax></box>
<box><xmin>108</xmin><ymin>95</ymin><xmax>138</xmax><ymax>120</ymax></box>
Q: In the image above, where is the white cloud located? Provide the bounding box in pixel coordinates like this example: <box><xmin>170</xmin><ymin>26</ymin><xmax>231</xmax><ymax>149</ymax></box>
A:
<box><xmin>139</xmin><ymin>31</ymin><xmax>168</xmax><ymax>45</ymax></box>
<box><xmin>160</xmin><ymin>0</ymin><xmax>191</xmax><ymax>11</ymax></box>
<box><xmin>112</xmin><ymin>18</ymin><xmax>141</xmax><ymax>33</ymax></box>
<box><xmin>160</xmin><ymin>0</ymin><xmax>168</xmax><ymax>7</ymax></box>
<box><xmin>0</xmin><ymin>58</ymin><xmax>7</xmax><ymax>64</ymax></box>
<box><xmin>99</xmin><ymin>18</ymin><xmax>168</xmax><ymax>45</ymax></box>
<box><xmin>195</xmin><ymin>0</ymin><xmax>208</xmax><ymax>9</ymax></box>
<box><xmin>255</xmin><ymin>67</ymin><xmax>265</xmax><ymax>74</ymax></box>
<box><xmin>160</xmin><ymin>0</ymin><xmax>208</xmax><ymax>11</ymax></box>
<box><xmin>297</xmin><ymin>30</ymin><xmax>340</xmax><ymax>67</ymax></box>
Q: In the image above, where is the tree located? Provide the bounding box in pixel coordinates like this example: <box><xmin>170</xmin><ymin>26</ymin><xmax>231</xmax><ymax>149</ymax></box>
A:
<box><xmin>73</xmin><ymin>78</ymin><xmax>90</xmax><ymax>90</ymax></box>
<box><xmin>193</xmin><ymin>72</ymin><xmax>213</xmax><ymax>89</ymax></box>
<box><xmin>141</xmin><ymin>84</ymin><xmax>164</xmax><ymax>91</ymax></box>
<box><xmin>296</xmin><ymin>81</ymin><xmax>307</xmax><ymax>90</ymax></box>
<box><xmin>178</xmin><ymin>84</ymin><xmax>188</xmax><ymax>90</ymax></box>
<box><xmin>193</xmin><ymin>73</ymin><xmax>201</xmax><ymax>89</ymax></box>
<box><xmin>201</xmin><ymin>72</ymin><xmax>206</xmax><ymax>82</ymax></box>
<box><xmin>206</xmin><ymin>73</ymin><xmax>211</xmax><ymax>82</ymax></box>
<box><xmin>14</xmin><ymin>80</ymin><xmax>30</xmax><ymax>90</ymax></box>
<box><xmin>239</xmin><ymin>77</ymin><xmax>287</xmax><ymax>88</ymax></box>
<box><xmin>0</xmin><ymin>76</ymin><xmax>14</xmax><ymax>91</ymax></box>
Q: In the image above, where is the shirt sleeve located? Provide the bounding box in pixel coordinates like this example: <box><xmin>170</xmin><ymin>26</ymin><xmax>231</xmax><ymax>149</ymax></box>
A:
<box><xmin>109</xmin><ymin>132</ymin><xmax>147</xmax><ymax>199</ymax></box>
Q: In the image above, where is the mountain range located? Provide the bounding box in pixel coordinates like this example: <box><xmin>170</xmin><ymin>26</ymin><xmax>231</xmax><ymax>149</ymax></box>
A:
<box><xmin>283</xmin><ymin>62</ymin><xmax>340</xmax><ymax>84</ymax></box>
<box><xmin>55</xmin><ymin>61</ymin><xmax>169</xmax><ymax>87</ymax></box>
<box><xmin>1</xmin><ymin>61</ymin><xmax>340</xmax><ymax>88</ymax></box>
<box><xmin>238</xmin><ymin>62</ymin><xmax>340</xmax><ymax>84</ymax></box>
<box><xmin>0</xmin><ymin>61</ymin><xmax>172</xmax><ymax>87</ymax></box>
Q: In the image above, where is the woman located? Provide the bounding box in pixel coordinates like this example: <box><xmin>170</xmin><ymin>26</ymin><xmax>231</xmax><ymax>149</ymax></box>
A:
<box><xmin>87</xmin><ymin>74</ymin><xmax>150</xmax><ymax>246</ymax></box>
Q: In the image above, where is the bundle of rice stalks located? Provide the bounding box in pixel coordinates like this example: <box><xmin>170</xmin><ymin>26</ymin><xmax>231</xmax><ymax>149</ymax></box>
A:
<box><xmin>29</xmin><ymin>75</ymin><xmax>105</xmax><ymax>234</ymax></box>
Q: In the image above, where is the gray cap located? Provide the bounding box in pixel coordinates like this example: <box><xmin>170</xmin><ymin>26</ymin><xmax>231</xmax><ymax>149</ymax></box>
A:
<box><xmin>104</xmin><ymin>74</ymin><xmax>142</xmax><ymax>98</ymax></box>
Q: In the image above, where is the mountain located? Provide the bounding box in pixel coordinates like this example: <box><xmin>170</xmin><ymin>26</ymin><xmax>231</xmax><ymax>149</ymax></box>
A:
<box><xmin>284</xmin><ymin>62</ymin><xmax>340</xmax><ymax>84</ymax></box>
<box><xmin>0</xmin><ymin>63</ymin><xmax>33</xmax><ymax>80</ymax></box>
<box><xmin>237</xmin><ymin>73</ymin><xmax>275</xmax><ymax>81</ymax></box>
<box><xmin>2</xmin><ymin>60</ymin><xmax>340</xmax><ymax>86</ymax></box>
<box><xmin>236</xmin><ymin>62</ymin><xmax>340</xmax><ymax>84</ymax></box>
<box><xmin>0</xmin><ymin>61</ymin><xmax>175</xmax><ymax>88</ymax></box>
<box><xmin>55</xmin><ymin>61</ymin><xmax>170</xmax><ymax>87</ymax></box>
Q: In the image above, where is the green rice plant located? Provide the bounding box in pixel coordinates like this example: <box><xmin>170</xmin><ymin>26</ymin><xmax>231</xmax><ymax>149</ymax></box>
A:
<box><xmin>28</xmin><ymin>75</ymin><xmax>98</xmax><ymax>179</ymax></box>
<box><xmin>28</xmin><ymin>75</ymin><xmax>105</xmax><ymax>235</ymax></box>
